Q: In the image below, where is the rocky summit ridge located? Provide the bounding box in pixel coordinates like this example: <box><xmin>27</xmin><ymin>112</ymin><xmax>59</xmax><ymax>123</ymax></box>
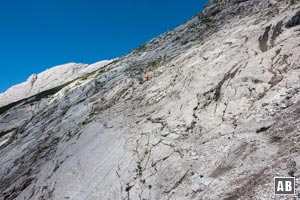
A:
<box><xmin>0</xmin><ymin>60</ymin><xmax>112</xmax><ymax>107</ymax></box>
<box><xmin>1</xmin><ymin>0</ymin><xmax>300</xmax><ymax>199</ymax></box>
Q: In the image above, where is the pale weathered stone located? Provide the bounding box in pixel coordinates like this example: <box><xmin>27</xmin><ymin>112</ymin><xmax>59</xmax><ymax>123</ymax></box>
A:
<box><xmin>1</xmin><ymin>0</ymin><xmax>300</xmax><ymax>199</ymax></box>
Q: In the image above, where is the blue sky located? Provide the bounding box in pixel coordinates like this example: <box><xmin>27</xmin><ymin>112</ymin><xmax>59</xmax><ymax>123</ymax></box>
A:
<box><xmin>0</xmin><ymin>0</ymin><xmax>207</xmax><ymax>93</ymax></box>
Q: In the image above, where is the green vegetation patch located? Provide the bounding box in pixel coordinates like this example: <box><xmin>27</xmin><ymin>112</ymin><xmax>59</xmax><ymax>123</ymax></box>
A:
<box><xmin>188</xmin><ymin>23</ymin><xmax>197</xmax><ymax>29</ymax></box>
<box><xmin>202</xmin><ymin>18</ymin><xmax>215</xmax><ymax>26</ymax></box>
<box><xmin>181</xmin><ymin>40</ymin><xmax>189</xmax><ymax>45</ymax></box>
<box><xmin>136</xmin><ymin>44</ymin><xmax>146</xmax><ymax>52</ymax></box>
<box><xmin>0</xmin><ymin>61</ymin><xmax>113</xmax><ymax>116</ymax></box>
<box><xmin>0</xmin><ymin>81</ymin><xmax>74</xmax><ymax>115</ymax></box>
<box><xmin>97</xmin><ymin>68</ymin><xmax>107</xmax><ymax>76</ymax></box>
<box><xmin>148</xmin><ymin>55</ymin><xmax>167</xmax><ymax>70</ymax></box>
<box><xmin>173</xmin><ymin>36</ymin><xmax>181</xmax><ymax>42</ymax></box>
<box><xmin>25</xmin><ymin>81</ymin><xmax>74</xmax><ymax>105</ymax></box>
<box><xmin>0</xmin><ymin>100</ymin><xmax>24</xmax><ymax>115</ymax></box>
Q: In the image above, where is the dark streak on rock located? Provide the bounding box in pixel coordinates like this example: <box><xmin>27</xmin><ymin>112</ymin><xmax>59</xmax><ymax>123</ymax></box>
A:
<box><xmin>256</xmin><ymin>125</ymin><xmax>271</xmax><ymax>133</ymax></box>
<box><xmin>258</xmin><ymin>25</ymin><xmax>271</xmax><ymax>52</ymax></box>
<box><xmin>271</xmin><ymin>21</ymin><xmax>283</xmax><ymax>47</ymax></box>
<box><xmin>163</xmin><ymin>170</ymin><xmax>189</xmax><ymax>194</ymax></box>
<box><xmin>197</xmin><ymin>63</ymin><xmax>241</xmax><ymax>110</ymax></box>
<box><xmin>286</xmin><ymin>11</ymin><xmax>300</xmax><ymax>28</ymax></box>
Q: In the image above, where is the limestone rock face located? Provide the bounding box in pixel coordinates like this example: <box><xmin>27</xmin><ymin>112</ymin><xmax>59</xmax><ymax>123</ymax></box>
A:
<box><xmin>0</xmin><ymin>60</ymin><xmax>112</xmax><ymax>107</ymax></box>
<box><xmin>1</xmin><ymin>0</ymin><xmax>300</xmax><ymax>200</ymax></box>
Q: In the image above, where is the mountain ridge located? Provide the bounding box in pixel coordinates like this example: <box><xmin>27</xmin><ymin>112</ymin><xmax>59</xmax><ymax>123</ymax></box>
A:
<box><xmin>0</xmin><ymin>60</ymin><xmax>112</xmax><ymax>107</ymax></box>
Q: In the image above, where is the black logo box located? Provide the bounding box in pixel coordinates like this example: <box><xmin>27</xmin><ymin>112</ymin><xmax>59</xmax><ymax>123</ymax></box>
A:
<box><xmin>274</xmin><ymin>177</ymin><xmax>295</xmax><ymax>195</ymax></box>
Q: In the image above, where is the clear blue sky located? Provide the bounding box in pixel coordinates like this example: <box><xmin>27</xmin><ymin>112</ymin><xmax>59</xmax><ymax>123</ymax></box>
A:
<box><xmin>0</xmin><ymin>0</ymin><xmax>207</xmax><ymax>93</ymax></box>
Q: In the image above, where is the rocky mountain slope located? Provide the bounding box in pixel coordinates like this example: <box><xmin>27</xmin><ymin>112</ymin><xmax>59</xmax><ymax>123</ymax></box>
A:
<box><xmin>1</xmin><ymin>0</ymin><xmax>300</xmax><ymax>199</ymax></box>
<box><xmin>0</xmin><ymin>60</ymin><xmax>112</xmax><ymax>107</ymax></box>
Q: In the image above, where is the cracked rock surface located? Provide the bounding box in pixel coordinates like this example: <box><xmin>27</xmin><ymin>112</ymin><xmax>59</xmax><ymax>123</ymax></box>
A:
<box><xmin>1</xmin><ymin>0</ymin><xmax>300</xmax><ymax>199</ymax></box>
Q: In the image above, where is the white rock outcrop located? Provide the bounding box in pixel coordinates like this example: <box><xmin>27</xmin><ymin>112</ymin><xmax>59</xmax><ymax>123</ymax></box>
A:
<box><xmin>0</xmin><ymin>60</ymin><xmax>112</xmax><ymax>107</ymax></box>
